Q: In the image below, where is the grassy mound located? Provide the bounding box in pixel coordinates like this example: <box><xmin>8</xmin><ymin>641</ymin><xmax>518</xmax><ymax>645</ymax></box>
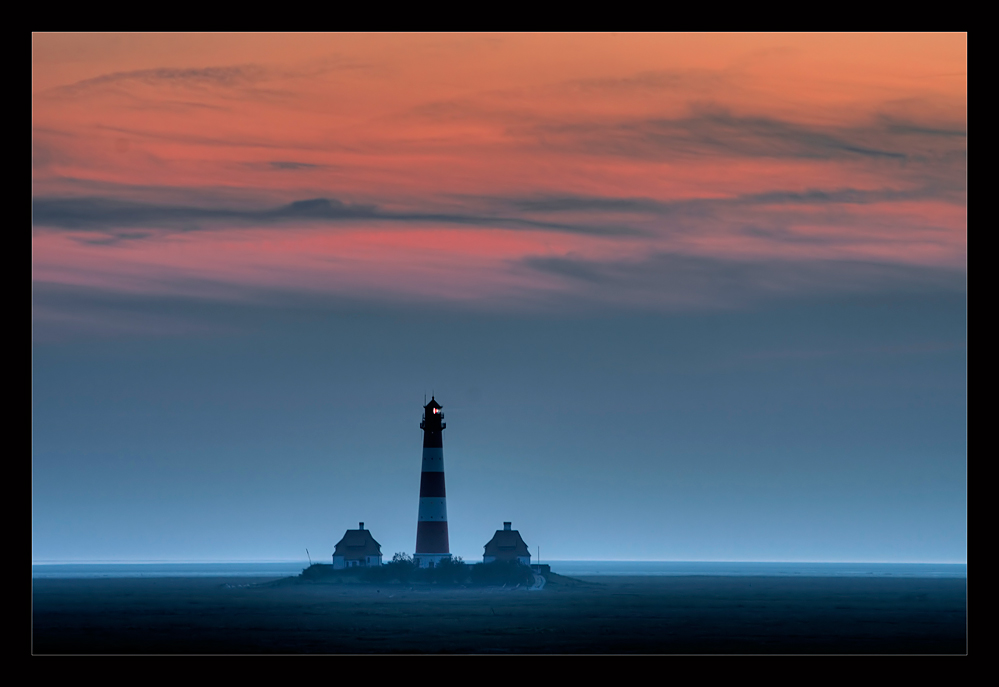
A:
<box><xmin>297</xmin><ymin>559</ymin><xmax>543</xmax><ymax>587</ymax></box>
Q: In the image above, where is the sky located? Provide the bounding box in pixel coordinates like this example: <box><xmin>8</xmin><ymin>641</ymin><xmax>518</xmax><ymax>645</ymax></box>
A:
<box><xmin>32</xmin><ymin>33</ymin><xmax>966</xmax><ymax>564</ymax></box>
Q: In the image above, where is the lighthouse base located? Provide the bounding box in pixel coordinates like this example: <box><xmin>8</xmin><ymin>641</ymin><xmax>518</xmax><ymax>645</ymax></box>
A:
<box><xmin>413</xmin><ymin>553</ymin><xmax>452</xmax><ymax>569</ymax></box>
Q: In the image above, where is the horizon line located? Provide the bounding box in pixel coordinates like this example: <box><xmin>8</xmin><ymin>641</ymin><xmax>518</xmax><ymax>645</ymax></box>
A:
<box><xmin>32</xmin><ymin>558</ymin><xmax>968</xmax><ymax>566</ymax></box>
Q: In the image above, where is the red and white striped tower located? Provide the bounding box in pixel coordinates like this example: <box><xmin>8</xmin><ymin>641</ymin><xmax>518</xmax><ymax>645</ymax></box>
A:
<box><xmin>414</xmin><ymin>396</ymin><xmax>451</xmax><ymax>568</ymax></box>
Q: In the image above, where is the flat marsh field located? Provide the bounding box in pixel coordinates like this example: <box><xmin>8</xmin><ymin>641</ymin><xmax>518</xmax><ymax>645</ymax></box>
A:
<box><xmin>32</xmin><ymin>574</ymin><xmax>966</xmax><ymax>654</ymax></box>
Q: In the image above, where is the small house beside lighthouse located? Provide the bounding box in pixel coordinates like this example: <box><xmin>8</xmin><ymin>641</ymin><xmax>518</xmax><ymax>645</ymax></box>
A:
<box><xmin>483</xmin><ymin>522</ymin><xmax>531</xmax><ymax>566</ymax></box>
<box><xmin>332</xmin><ymin>522</ymin><xmax>383</xmax><ymax>569</ymax></box>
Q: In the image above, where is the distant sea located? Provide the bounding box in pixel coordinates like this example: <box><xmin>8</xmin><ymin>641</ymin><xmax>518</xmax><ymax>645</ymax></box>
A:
<box><xmin>550</xmin><ymin>561</ymin><xmax>966</xmax><ymax>578</ymax></box>
<box><xmin>31</xmin><ymin>561</ymin><xmax>966</xmax><ymax>579</ymax></box>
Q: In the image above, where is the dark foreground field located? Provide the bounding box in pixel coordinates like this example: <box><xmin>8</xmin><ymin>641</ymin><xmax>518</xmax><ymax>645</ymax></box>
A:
<box><xmin>32</xmin><ymin>574</ymin><xmax>966</xmax><ymax>654</ymax></box>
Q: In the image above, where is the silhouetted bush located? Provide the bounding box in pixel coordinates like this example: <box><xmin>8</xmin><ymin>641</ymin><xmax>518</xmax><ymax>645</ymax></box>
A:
<box><xmin>300</xmin><ymin>563</ymin><xmax>346</xmax><ymax>580</ymax></box>
<box><xmin>364</xmin><ymin>558</ymin><xmax>416</xmax><ymax>584</ymax></box>
<box><xmin>425</xmin><ymin>556</ymin><xmax>469</xmax><ymax>585</ymax></box>
<box><xmin>470</xmin><ymin>560</ymin><xmax>535</xmax><ymax>587</ymax></box>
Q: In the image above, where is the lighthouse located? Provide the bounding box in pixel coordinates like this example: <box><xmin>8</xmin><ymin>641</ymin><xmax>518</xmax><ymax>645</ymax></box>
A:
<box><xmin>414</xmin><ymin>396</ymin><xmax>451</xmax><ymax>568</ymax></box>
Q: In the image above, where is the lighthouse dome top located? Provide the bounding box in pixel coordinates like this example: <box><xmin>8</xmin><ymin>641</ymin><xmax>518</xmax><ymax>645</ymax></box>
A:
<box><xmin>421</xmin><ymin>396</ymin><xmax>445</xmax><ymax>429</ymax></box>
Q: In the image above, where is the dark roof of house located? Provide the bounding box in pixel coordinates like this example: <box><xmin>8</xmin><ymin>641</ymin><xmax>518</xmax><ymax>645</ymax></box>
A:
<box><xmin>333</xmin><ymin>529</ymin><xmax>382</xmax><ymax>558</ymax></box>
<box><xmin>483</xmin><ymin>529</ymin><xmax>530</xmax><ymax>557</ymax></box>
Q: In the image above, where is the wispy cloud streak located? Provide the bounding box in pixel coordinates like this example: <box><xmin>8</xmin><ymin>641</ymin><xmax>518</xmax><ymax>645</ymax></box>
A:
<box><xmin>50</xmin><ymin>65</ymin><xmax>269</xmax><ymax>95</ymax></box>
<box><xmin>32</xmin><ymin>196</ymin><xmax>640</xmax><ymax>237</ymax></box>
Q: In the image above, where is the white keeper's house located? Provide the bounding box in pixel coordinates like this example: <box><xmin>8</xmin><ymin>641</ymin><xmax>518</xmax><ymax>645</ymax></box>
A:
<box><xmin>483</xmin><ymin>522</ymin><xmax>531</xmax><ymax>566</ymax></box>
<box><xmin>332</xmin><ymin>522</ymin><xmax>384</xmax><ymax>569</ymax></box>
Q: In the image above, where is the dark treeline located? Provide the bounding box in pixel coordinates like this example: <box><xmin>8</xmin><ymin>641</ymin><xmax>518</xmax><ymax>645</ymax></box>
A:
<box><xmin>300</xmin><ymin>555</ymin><xmax>536</xmax><ymax>587</ymax></box>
